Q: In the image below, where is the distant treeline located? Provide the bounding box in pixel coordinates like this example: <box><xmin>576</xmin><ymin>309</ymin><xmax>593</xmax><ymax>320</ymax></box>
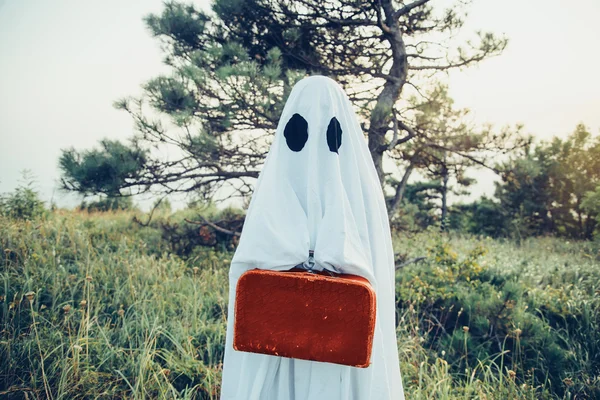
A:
<box><xmin>3</xmin><ymin>122</ymin><xmax>599</xmax><ymax>249</ymax></box>
<box><xmin>392</xmin><ymin>123</ymin><xmax>599</xmax><ymax>240</ymax></box>
<box><xmin>40</xmin><ymin>0</ymin><xmax>596</xmax><ymax>242</ymax></box>
<box><xmin>452</xmin><ymin>123</ymin><xmax>599</xmax><ymax>240</ymax></box>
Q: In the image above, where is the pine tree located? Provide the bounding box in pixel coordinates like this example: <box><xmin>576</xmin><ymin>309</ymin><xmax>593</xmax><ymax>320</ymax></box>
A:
<box><xmin>60</xmin><ymin>0</ymin><xmax>512</xmax><ymax>207</ymax></box>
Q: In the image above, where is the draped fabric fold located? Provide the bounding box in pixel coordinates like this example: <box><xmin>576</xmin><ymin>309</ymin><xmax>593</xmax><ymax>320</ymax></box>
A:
<box><xmin>220</xmin><ymin>75</ymin><xmax>405</xmax><ymax>400</ymax></box>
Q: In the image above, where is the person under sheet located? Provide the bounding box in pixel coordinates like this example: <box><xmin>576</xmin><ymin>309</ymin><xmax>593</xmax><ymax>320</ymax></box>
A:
<box><xmin>220</xmin><ymin>75</ymin><xmax>405</xmax><ymax>400</ymax></box>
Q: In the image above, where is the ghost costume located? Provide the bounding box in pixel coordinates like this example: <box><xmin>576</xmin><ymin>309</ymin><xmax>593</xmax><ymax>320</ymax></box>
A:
<box><xmin>220</xmin><ymin>75</ymin><xmax>405</xmax><ymax>400</ymax></box>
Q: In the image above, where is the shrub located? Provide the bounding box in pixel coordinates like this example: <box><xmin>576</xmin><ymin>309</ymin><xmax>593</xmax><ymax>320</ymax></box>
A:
<box><xmin>79</xmin><ymin>196</ymin><xmax>136</xmax><ymax>212</ymax></box>
<box><xmin>396</xmin><ymin>237</ymin><xmax>600</xmax><ymax>398</ymax></box>
<box><xmin>156</xmin><ymin>205</ymin><xmax>244</xmax><ymax>258</ymax></box>
<box><xmin>0</xmin><ymin>171</ymin><xmax>46</xmax><ymax>220</ymax></box>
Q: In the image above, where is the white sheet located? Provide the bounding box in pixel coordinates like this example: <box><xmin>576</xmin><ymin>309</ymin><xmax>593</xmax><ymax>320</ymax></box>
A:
<box><xmin>220</xmin><ymin>75</ymin><xmax>405</xmax><ymax>400</ymax></box>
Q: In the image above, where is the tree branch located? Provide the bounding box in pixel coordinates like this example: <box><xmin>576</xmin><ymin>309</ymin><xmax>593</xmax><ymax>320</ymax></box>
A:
<box><xmin>185</xmin><ymin>215</ymin><xmax>241</xmax><ymax>236</ymax></box>
<box><xmin>393</xmin><ymin>0</ymin><xmax>431</xmax><ymax>19</ymax></box>
<box><xmin>380</xmin><ymin>117</ymin><xmax>418</xmax><ymax>152</ymax></box>
<box><xmin>395</xmin><ymin>256</ymin><xmax>426</xmax><ymax>269</ymax></box>
<box><xmin>388</xmin><ymin>159</ymin><xmax>416</xmax><ymax>218</ymax></box>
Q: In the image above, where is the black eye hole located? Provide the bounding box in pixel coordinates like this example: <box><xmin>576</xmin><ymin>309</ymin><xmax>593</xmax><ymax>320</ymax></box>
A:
<box><xmin>326</xmin><ymin>117</ymin><xmax>342</xmax><ymax>154</ymax></box>
<box><xmin>284</xmin><ymin>113</ymin><xmax>308</xmax><ymax>152</ymax></box>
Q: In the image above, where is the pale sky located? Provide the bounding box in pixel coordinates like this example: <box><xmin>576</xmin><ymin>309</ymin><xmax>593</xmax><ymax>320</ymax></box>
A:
<box><xmin>1</xmin><ymin>0</ymin><xmax>599</xmax><ymax>209</ymax></box>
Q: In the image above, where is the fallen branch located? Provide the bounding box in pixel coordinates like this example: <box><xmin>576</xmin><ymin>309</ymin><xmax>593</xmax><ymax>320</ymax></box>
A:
<box><xmin>185</xmin><ymin>216</ymin><xmax>241</xmax><ymax>237</ymax></box>
<box><xmin>395</xmin><ymin>256</ymin><xmax>426</xmax><ymax>269</ymax></box>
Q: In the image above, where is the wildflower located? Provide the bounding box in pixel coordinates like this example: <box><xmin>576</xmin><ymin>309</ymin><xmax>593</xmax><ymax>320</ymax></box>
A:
<box><xmin>563</xmin><ymin>377</ymin><xmax>573</xmax><ymax>386</ymax></box>
<box><xmin>85</xmin><ymin>275</ymin><xmax>92</xmax><ymax>282</ymax></box>
<box><xmin>161</xmin><ymin>368</ymin><xmax>171</xmax><ymax>376</ymax></box>
<box><xmin>192</xmin><ymin>267</ymin><xmax>199</xmax><ymax>275</ymax></box>
<box><xmin>79</xmin><ymin>300</ymin><xmax>87</xmax><ymax>308</ymax></box>
<box><xmin>508</xmin><ymin>370</ymin><xmax>516</xmax><ymax>379</ymax></box>
<box><xmin>441</xmin><ymin>350</ymin><xmax>446</xmax><ymax>356</ymax></box>
<box><xmin>462</xmin><ymin>326</ymin><xmax>469</xmax><ymax>333</ymax></box>
<box><xmin>63</xmin><ymin>304</ymin><xmax>72</xmax><ymax>313</ymax></box>
<box><xmin>117</xmin><ymin>308</ymin><xmax>125</xmax><ymax>317</ymax></box>
<box><xmin>25</xmin><ymin>291</ymin><xmax>35</xmax><ymax>302</ymax></box>
<box><xmin>514</xmin><ymin>328</ymin><xmax>522</xmax><ymax>337</ymax></box>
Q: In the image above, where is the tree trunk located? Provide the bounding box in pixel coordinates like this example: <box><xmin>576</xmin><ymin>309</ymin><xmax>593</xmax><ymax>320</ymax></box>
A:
<box><xmin>388</xmin><ymin>162</ymin><xmax>415</xmax><ymax>218</ymax></box>
<box><xmin>440</xmin><ymin>157</ymin><xmax>449</xmax><ymax>232</ymax></box>
<box><xmin>368</xmin><ymin>0</ymin><xmax>409</xmax><ymax>185</ymax></box>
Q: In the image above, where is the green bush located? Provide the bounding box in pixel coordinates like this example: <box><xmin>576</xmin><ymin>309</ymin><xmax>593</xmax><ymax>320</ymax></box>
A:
<box><xmin>156</xmin><ymin>205</ymin><xmax>244</xmax><ymax>258</ymax></box>
<box><xmin>396</xmin><ymin>236</ymin><xmax>600</xmax><ymax>398</ymax></box>
<box><xmin>1</xmin><ymin>210</ymin><xmax>599</xmax><ymax>399</ymax></box>
<box><xmin>79</xmin><ymin>196</ymin><xmax>136</xmax><ymax>212</ymax></box>
<box><xmin>0</xmin><ymin>171</ymin><xmax>46</xmax><ymax>220</ymax></box>
<box><xmin>0</xmin><ymin>211</ymin><xmax>230</xmax><ymax>398</ymax></box>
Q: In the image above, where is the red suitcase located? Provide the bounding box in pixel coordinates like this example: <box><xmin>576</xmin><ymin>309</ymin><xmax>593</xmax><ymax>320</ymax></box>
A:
<box><xmin>233</xmin><ymin>255</ymin><xmax>376</xmax><ymax>368</ymax></box>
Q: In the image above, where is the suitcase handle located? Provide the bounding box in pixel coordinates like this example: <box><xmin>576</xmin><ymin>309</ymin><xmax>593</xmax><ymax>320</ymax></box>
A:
<box><xmin>302</xmin><ymin>250</ymin><xmax>317</xmax><ymax>273</ymax></box>
<box><xmin>298</xmin><ymin>251</ymin><xmax>337</xmax><ymax>277</ymax></box>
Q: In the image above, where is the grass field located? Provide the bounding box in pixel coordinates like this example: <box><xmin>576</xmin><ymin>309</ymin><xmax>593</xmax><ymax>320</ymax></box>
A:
<box><xmin>1</xmin><ymin>210</ymin><xmax>599</xmax><ymax>399</ymax></box>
